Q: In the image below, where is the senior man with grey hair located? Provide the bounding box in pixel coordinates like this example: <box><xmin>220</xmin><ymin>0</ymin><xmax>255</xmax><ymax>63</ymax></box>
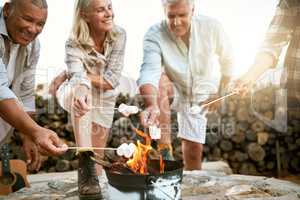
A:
<box><xmin>138</xmin><ymin>0</ymin><xmax>234</xmax><ymax>170</ymax></box>
<box><xmin>0</xmin><ymin>0</ymin><xmax>67</xmax><ymax>171</ymax></box>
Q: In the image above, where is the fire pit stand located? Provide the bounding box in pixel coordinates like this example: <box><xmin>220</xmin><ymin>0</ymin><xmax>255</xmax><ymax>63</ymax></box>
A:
<box><xmin>105</xmin><ymin>160</ymin><xmax>183</xmax><ymax>200</ymax></box>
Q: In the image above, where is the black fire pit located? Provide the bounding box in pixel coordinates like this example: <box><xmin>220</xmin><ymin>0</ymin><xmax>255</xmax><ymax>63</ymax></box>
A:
<box><xmin>104</xmin><ymin>159</ymin><xmax>184</xmax><ymax>200</ymax></box>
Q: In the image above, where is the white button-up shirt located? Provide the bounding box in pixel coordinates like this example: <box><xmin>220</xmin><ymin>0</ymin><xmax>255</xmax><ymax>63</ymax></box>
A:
<box><xmin>138</xmin><ymin>15</ymin><xmax>235</xmax><ymax>103</ymax></box>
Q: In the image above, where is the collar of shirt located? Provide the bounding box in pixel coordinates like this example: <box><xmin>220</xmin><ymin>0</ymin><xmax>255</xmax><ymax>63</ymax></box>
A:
<box><xmin>162</xmin><ymin>20</ymin><xmax>190</xmax><ymax>57</ymax></box>
<box><xmin>84</xmin><ymin>31</ymin><xmax>114</xmax><ymax>54</ymax></box>
<box><xmin>0</xmin><ymin>8</ymin><xmax>12</xmax><ymax>41</ymax></box>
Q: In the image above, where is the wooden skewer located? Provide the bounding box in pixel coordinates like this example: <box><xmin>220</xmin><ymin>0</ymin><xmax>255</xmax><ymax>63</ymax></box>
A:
<box><xmin>67</xmin><ymin>147</ymin><xmax>117</xmax><ymax>151</ymax></box>
<box><xmin>92</xmin><ymin>106</ymin><xmax>141</xmax><ymax>112</ymax></box>
<box><xmin>91</xmin><ymin>107</ymin><xmax>119</xmax><ymax>110</ymax></box>
<box><xmin>202</xmin><ymin>91</ymin><xmax>238</xmax><ymax>107</ymax></box>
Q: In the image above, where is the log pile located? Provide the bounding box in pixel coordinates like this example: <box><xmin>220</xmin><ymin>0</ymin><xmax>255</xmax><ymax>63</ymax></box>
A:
<box><xmin>205</xmin><ymin>87</ymin><xmax>300</xmax><ymax>175</ymax></box>
<box><xmin>7</xmin><ymin>86</ymin><xmax>300</xmax><ymax>176</ymax></box>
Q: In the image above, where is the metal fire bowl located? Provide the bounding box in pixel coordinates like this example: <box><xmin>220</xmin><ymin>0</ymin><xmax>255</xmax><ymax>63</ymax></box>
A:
<box><xmin>104</xmin><ymin>160</ymin><xmax>184</xmax><ymax>190</ymax></box>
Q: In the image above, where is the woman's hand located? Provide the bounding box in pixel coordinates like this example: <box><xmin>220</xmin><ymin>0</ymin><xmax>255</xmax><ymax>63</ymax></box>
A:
<box><xmin>140</xmin><ymin>106</ymin><xmax>160</xmax><ymax>128</ymax></box>
<box><xmin>49</xmin><ymin>70</ymin><xmax>67</xmax><ymax>96</ymax></box>
<box><xmin>72</xmin><ymin>85</ymin><xmax>91</xmax><ymax>118</ymax></box>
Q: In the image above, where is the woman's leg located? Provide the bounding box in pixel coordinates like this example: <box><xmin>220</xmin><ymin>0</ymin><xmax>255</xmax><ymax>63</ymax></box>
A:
<box><xmin>70</xmin><ymin>85</ymin><xmax>93</xmax><ymax>148</ymax></box>
<box><xmin>68</xmin><ymin>85</ymin><xmax>102</xmax><ymax>199</ymax></box>
<box><xmin>91</xmin><ymin>123</ymin><xmax>110</xmax><ymax>175</ymax></box>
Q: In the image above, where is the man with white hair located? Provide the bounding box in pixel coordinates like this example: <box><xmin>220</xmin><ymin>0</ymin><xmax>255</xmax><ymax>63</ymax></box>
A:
<box><xmin>138</xmin><ymin>0</ymin><xmax>234</xmax><ymax>169</ymax></box>
<box><xmin>0</xmin><ymin>0</ymin><xmax>67</xmax><ymax>170</ymax></box>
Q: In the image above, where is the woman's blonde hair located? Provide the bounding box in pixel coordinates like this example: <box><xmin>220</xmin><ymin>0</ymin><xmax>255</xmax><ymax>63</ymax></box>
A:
<box><xmin>71</xmin><ymin>0</ymin><xmax>94</xmax><ymax>48</ymax></box>
<box><xmin>70</xmin><ymin>0</ymin><xmax>118</xmax><ymax>50</ymax></box>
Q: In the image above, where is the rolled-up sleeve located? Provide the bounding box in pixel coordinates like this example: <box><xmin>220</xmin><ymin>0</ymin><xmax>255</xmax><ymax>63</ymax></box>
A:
<box><xmin>0</xmin><ymin>36</ymin><xmax>17</xmax><ymax>101</ymax></box>
<box><xmin>65</xmin><ymin>40</ymin><xmax>91</xmax><ymax>89</ymax></box>
<box><xmin>258</xmin><ymin>0</ymin><xmax>295</xmax><ymax>67</ymax></box>
<box><xmin>137</xmin><ymin>27</ymin><xmax>162</xmax><ymax>89</ymax></box>
<box><xmin>214</xmin><ymin>21</ymin><xmax>235</xmax><ymax>77</ymax></box>
<box><xmin>103</xmin><ymin>28</ymin><xmax>126</xmax><ymax>89</ymax></box>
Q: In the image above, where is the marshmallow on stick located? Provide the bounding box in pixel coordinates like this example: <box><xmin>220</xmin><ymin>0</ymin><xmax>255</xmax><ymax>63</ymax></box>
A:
<box><xmin>189</xmin><ymin>92</ymin><xmax>238</xmax><ymax>115</ymax></box>
<box><xmin>118</xmin><ymin>103</ymin><xmax>139</xmax><ymax>117</ymax></box>
<box><xmin>189</xmin><ymin>105</ymin><xmax>205</xmax><ymax>115</ymax></box>
<box><xmin>116</xmin><ymin>143</ymin><xmax>136</xmax><ymax>158</ymax></box>
<box><xmin>149</xmin><ymin>125</ymin><xmax>161</xmax><ymax>140</ymax></box>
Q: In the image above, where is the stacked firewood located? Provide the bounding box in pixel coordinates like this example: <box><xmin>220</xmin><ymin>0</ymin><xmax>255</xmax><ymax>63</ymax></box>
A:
<box><xmin>8</xmin><ymin>86</ymin><xmax>300</xmax><ymax>176</ymax></box>
<box><xmin>205</xmin><ymin>87</ymin><xmax>300</xmax><ymax>175</ymax></box>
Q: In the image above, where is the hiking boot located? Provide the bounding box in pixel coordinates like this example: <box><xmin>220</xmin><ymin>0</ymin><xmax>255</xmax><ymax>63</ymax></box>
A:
<box><xmin>78</xmin><ymin>151</ymin><xmax>102</xmax><ymax>200</ymax></box>
<box><xmin>158</xmin><ymin>143</ymin><xmax>175</xmax><ymax>161</ymax></box>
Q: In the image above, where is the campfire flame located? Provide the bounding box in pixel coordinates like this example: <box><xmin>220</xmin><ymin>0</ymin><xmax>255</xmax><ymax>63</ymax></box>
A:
<box><xmin>127</xmin><ymin>140</ymin><xmax>152</xmax><ymax>174</ymax></box>
<box><xmin>160</xmin><ymin>155</ymin><xmax>165</xmax><ymax>174</ymax></box>
<box><xmin>127</xmin><ymin>128</ymin><xmax>165</xmax><ymax>174</ymax></box>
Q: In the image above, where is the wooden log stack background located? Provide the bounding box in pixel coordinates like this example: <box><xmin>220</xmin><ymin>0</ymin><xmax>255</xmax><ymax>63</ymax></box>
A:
<box><xmin>7</xmin><ymin>86</ymin><xmax>300</xmax><ymax>176</ymax></box>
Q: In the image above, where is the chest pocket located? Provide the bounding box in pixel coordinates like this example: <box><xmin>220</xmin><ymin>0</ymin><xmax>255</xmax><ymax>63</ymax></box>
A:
<box><xmin>82</xmin><ymin>51</ymin><xmax>107</xmax><ymax>75</ymax></box>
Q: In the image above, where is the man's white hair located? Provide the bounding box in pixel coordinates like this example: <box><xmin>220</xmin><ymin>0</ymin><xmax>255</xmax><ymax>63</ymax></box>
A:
<box><xmin>10</xmin><ymin>0</ymin><xmax>48</xmax><ymax>9</ymax></box>
<box><xmin>161</xmin><ymin>0</ymin><xmax>195</xmax><ymax>7</ymax></box>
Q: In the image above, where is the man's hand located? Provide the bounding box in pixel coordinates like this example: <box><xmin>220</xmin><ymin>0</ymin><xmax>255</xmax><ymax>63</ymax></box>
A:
<box><xmin>140</xmin><ymin>106</ymin><xmax>160</xmax><ymax>128</ymax></box>
<box><xmin>49</xmin><ymin>70</ymin><xmax>67</xmax><ymax>96</ymax></box>
<box><xmin>199</xmin><ymin>94</ymin><xmax>221</xmax><ymax>113</ymax></box>
<box><xmin>32</xmin><ymin>127</ymin><xmax>68</xmax><ymax>156</ymax></box>
<box><xmin>21</xmin><ymin>134</ymin><xmax>42</xmax><ymax>171</ymax></box>
<box><xmin>231</xmin><ymin>78</ymin><xmax>252</xmax><ymax>97</ymax></box>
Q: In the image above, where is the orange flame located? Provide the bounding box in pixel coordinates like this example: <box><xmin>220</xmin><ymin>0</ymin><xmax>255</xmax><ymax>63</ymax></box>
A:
<box><xmin>127</xmin><ymin>140</ymin><xmax>152</xmax><ymax>174</ymax></box>
<box><xmin>127</xmin><ymin>128</ymin><xmax>165</xmax><ymax>174</ymax></box>
<box><xmin>160</xmin><ymin>155</ymin><xmax>165</xmax><ymax>174</ymax></box>
<box><xmin>133</xmin><ymin>128</ymin><xmax>151</xmax><ymax>145</ymax></box>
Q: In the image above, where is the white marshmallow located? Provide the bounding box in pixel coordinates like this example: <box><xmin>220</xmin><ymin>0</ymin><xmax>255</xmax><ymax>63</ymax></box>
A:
<box><xmin>189</xmin><ymin>105</ymin><xmax>204</xmax><ymax>115</ymax></box>
<box><xmin>116</xmin><ymin>143</ymin><xmax>136</xmax><ymax>158</ymax></box>
<box><xmin>128</xmin><ymin>143</ymin><xmax>136</xmax><ymax>157</ymax></box>
<box><xmin>123</xmin><ymin>147</ymin><xmax>132</xmax><ymax>158</ymax></box>
<box><xmin>116</xmin><ymin>143</ymin><xmax>128</xmax><ymax>156</ymax></box>
<box><xmin>118</xmin><ymin>103</ymin><xmax>139</xmax><ymax>117</ymax></box>
<box><xmin>149</xmin><ymin>125</ymin><xmax>161</xmax><ymax>140</ymax></box>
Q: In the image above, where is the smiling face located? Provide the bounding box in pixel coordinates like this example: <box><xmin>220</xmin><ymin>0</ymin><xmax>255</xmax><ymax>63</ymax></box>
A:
<box><xmin>165</xmin><ymin>0</ymin><xmax>194</xmax><ymax>38</ymax></box>
<box><xmin>82</xmin><ymin>0</ymin><xmax>114</xmax><ymax>34</ymax></box>
<box><xmin>3</xmin><ymin>1</ymin><xmax>47</xmax><ymax>46</ymax></box>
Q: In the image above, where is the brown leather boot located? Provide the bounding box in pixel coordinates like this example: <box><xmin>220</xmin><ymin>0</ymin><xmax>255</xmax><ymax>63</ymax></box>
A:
<box><xmin>78</xmin><ymin>151</ymin><xmax>102</xmax><ymax>200</ymax></box>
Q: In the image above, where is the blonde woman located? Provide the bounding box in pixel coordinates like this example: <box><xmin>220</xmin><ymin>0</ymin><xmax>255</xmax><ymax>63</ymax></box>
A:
<box><xmin>49</xmin><ymin>0</ymin><xmax>126</xmax><ymax>199</ymax></box>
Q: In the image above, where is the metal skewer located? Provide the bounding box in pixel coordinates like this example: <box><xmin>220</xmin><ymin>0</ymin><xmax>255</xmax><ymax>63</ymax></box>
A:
<box><xmin>67</xmin><ymin>147</ymin><xmax>117</xmax><ymax>151</ymax></box>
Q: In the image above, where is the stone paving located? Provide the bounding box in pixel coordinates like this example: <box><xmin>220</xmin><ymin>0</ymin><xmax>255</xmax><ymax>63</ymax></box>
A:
<box><xmin>1</xmin><ymin>162</ymin><xmax>300</xmax><ymax>200</ymax></box>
